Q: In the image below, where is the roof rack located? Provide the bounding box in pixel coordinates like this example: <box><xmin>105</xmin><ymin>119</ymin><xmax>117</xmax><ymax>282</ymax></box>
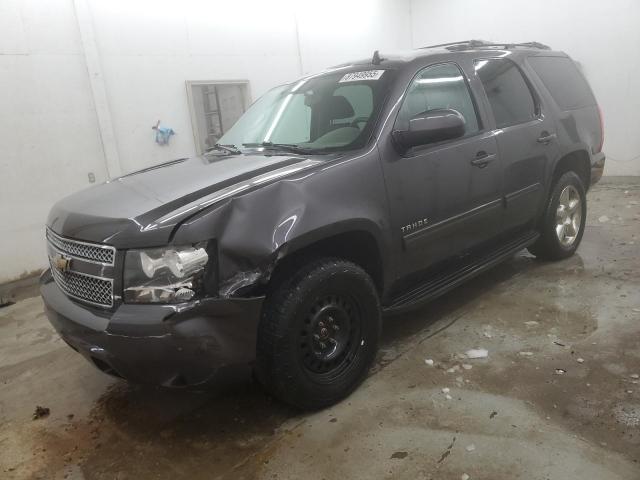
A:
<box><xmin>420</xmin><ymin>39</ymin><xmax>551</xmax><ymax>51</ymax></box>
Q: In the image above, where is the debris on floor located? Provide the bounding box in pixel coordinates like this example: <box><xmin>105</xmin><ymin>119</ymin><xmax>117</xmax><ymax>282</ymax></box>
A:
<box><xmin>577</xmin><ymin>358</ymin><xmax>585</xmax><ymax>363</ymax></box>
<box><xmin>465</xmin><ymin>348</ymin><xmax>488</xmax><ymax>359</ymax></box>
<box><xmin>390</xmin><ymin>451</ymin><xmax>408</xmax><ymax>459</ymax></box>
<box><xmin>524</xmin><ymin>320</ymin><xmax>539</xmax><ymax>327</ymax></box>
<box><xmin>465</xmin><ymin>444</ymin><xmax>476</xmax><ymax>452</ymax></box>
<box><xmin>32</xmin><ymin>406</ymin><xmax>50</xmax><ymax>420</ymax></box>
<box><xmin>598</xmin><ymin>215</ymin><xmax>609</xmax><ymax>222</ymax></box>
<box><xmin>613</xmin><ymin>404</ymin><xmax>640</xmax><ymax>427</ymax></box>
<box><xmin>462</xmin><ymin>363</ymin><xmax>473</xmax><ymax>370</ymax></box>
<box><xmin>461</xmin><ymin>474</ymin><xmax>470</xmax><ymax>480</ymax></box>
<box><xmin>424</xmin><ymin>358</ymin><xmax>434</xmax><ymax>366</ymax></box>
<box><xmin>490</xmin><ymin>411</ymin><xmax>498</xmax><ymax>419</ymax></box>
<box><xmin>519</xmin><ymin>351</ymin><xmax>534</xmax><ymax>356</ymax></box>
<box><xmin>555</xmin><ymin>369</ymin><xmax>567</xmax><ymax>375</ymax></box>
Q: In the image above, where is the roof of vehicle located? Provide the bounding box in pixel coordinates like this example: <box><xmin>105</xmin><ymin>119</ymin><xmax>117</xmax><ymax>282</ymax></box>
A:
<box><xmin>333</xmin><ymin>40</ymin><xmax>566</xmax><ymax>70</ymax></box>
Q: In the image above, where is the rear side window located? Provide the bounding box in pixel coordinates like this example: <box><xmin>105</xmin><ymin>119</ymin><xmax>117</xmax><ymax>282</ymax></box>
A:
<box><xmin>528</xmin><ymin>56</ymin><xmax>596</xmax><ymax>110</ymax></box>
<box><xmin>397</xmin><ymin>63</ymin><xmax>480</xmax><ymax>135</ymax></box>
<box><xmin>474</xmin><ymin>58</ymin><xmax>537</xmax><ymax>128</ymax></box>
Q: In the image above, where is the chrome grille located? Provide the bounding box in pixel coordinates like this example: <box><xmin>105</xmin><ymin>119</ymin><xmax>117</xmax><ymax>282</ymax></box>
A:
<box><xmin>49</xmin><ymin>262</ymin><xmax>114</xmax><ymax>307</ymax></box>
<box><xmin>46</xmin><ymin>228</ymin><xmax>115</xmax><ymax>265</ymax></box>
<box><xmin>46</xmin><ymin>230</ymin><xmax>115</xmax><ymax>308</ymax></box>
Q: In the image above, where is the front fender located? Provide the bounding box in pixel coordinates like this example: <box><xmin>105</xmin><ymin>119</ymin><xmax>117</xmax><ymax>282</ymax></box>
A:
<box><xmin>171</xmin><ymin>150</ymin><xmax>392</xmax><ymax>297</ymax></box>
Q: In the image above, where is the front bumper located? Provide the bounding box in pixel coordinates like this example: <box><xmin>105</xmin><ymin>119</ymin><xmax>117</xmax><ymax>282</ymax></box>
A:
<box><xmin>40</xmin><ymin>269</ymin><xmax>264</xmax><ymax>386</ymax></box>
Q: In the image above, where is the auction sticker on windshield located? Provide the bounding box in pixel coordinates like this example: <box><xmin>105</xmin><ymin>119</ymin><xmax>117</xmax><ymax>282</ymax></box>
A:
<box><xmin>339</xmin><ymin>70</ymin><xmax>385</xmax><ymax>83</ymax></box>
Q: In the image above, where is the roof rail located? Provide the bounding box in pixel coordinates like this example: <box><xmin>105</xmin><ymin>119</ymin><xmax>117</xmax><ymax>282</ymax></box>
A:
<box><xmin>421</xmin><ymin>40</ymin><xmax>551</xmax><ymax>51</ymax></box>
<box><xmin>419</xmin><ymin>39</ymin><xmax>489</xmax><ymax>49</ymax></box>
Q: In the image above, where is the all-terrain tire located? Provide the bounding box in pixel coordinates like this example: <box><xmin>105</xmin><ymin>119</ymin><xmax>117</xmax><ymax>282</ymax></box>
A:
<box><xmin>528</xmin><ymin>171</ymin><xmax>587</xmax><ymax>260</ymax></box>
<box><xmin>255</xmin><ymin>258</ymin><xmax>381</xmax><ymax>410</ymax></box>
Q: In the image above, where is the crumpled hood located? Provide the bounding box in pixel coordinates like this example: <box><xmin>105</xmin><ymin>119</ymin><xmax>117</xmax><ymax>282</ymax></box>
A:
<box><xmin>47</xmin><ymin>153</ymin><xmax>312</xmax><ymax>248</ymax></box>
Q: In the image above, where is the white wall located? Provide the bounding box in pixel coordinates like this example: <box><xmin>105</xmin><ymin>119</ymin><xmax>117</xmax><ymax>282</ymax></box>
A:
<box><xmin>296</xmin><ymin>1</ymin><xmax>412</xmax><ymax>74</ymax></box>
<box><xmin>0</xmin><ymin>0</ymin><xmax>410</xmax><ymax>283</ymax></box>
<box><xmin>410</xmin><ymin>0</ymin><xmax>640</xmax><ymax>176</ymax></box>
<box><xmin>0</xmin><ymin>0</ymin><xmax>109</xmax><ymax>283</ymax></box>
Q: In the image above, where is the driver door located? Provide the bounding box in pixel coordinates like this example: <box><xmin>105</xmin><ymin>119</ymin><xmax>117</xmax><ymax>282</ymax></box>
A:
<box><xmin>380</xmin><ymin>62</ymin><xmax>503</xmax><ymax>279</ymax></box>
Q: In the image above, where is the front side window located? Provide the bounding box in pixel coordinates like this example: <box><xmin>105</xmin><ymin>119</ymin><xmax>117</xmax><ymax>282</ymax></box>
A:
<box><xmin>396</xmin><ymin>63</ymin><xmax>480</xmax><ymax>135</ymax></box>
<box><xmin>218</xmin><ymin>69</ymin><xmax>395</xmax><ymax>154</ymax></box>
<box><xmin>474</xmin><ymin>58</ymin><xmax>537</xmax><ymax>128</ymax></box>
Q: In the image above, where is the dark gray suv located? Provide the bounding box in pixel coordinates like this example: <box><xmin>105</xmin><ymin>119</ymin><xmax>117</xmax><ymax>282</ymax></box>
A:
<box><xmin>41</xmin><ymin>40</ymin><xmax>605</xmax><ymax>409</ymax></box>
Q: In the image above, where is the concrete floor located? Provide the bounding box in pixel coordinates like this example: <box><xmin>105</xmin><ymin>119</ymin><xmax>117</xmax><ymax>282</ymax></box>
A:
<box><xmin>1</xmin><ymin>181</ymin><xmax>639</xmax><ymax>480</ymax></box>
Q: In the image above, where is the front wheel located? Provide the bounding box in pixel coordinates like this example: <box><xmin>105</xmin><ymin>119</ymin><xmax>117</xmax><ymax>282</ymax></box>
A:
<box><xmin>255</xmin><ymin>258</ymin><xmax>381</xmax><ymax>410</ymax></box>
<box><xmin>528</xmin><ymin>171</ymin><xmax>587</xmax><ymax>260</ymax></box>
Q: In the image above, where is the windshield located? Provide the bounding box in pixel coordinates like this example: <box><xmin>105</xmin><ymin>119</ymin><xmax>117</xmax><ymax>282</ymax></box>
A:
<box><xmin>218</xmin><ymin>68</ymin><xmax>395</xmax><ymax>154</ymax></box>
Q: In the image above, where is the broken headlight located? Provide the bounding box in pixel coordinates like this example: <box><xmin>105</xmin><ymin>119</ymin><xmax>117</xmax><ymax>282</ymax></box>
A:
<box><xmin>123</xmin><ymin>245</ymin><xmax>209</xmax><ymax>304</ymax></box>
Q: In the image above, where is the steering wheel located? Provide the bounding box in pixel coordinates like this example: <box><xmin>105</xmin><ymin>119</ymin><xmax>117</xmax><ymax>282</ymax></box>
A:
<box><xmin>350</xmin><ymin>116</ymin><xmax>370</xmax><ymax>129</ymax></box>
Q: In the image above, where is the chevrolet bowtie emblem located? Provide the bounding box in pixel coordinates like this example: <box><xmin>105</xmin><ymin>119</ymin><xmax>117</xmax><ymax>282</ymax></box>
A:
<box><xmin>53</xmin><ymin>254</ymin><xmax>72</xmax><ymax>272</ymax></box>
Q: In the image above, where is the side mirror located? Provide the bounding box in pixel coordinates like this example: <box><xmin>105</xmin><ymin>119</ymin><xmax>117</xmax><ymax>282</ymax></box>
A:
<box><xmin>393</xmin><ymin>108</ymin><xmax>466</xmax><ymax>151</ymax></box>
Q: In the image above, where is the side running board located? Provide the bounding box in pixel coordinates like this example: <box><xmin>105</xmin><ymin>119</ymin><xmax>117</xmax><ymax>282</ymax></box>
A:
<box><xmin>384</xmin><ymin>231</ymin><xmax>539</xmax><ymax>314</ymax></box>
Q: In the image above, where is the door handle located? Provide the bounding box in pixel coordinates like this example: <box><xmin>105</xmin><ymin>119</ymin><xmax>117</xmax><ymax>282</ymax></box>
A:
<box><xmin>537</xmin><ymin>132</ymin><xmax>557</xmax><ymax>144</ymax></box>
<box><xmin>471</xmin><ymin>151</ymin><xmax>495</xmax><ymax>168</ymax></box>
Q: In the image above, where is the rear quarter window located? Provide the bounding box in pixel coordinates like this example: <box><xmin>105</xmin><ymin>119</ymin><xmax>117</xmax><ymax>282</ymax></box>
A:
<box><xmin>528</xmin><ymin>56</ymin><xmax>596</xmax><ymax>110</ymax></box>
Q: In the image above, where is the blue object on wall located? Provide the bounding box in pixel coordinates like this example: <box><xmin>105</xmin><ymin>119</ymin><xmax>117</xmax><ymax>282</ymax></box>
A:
<box><xmin>152</xmin><ymin>120</ymin><xmax>175</xmax><ymax>145</ymax></box>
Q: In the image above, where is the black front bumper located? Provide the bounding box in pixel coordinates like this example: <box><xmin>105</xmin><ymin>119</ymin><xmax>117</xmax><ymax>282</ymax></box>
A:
<box><xmin>40</xmin><ymin>269</ymin><xmax>264</xmax><ymax>386</ymax></box>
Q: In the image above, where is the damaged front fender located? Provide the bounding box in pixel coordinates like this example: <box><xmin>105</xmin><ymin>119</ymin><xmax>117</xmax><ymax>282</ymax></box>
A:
<box><xmin>172</xmin><ymin>149</ymin><xmax>393</xmax><ymax>298</ymax></box>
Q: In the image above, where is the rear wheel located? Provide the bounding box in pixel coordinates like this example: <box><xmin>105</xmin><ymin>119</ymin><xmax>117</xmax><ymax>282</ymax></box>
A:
<box><xmin>528</xmin><ymin>171</ymin><xmax>586</xmax><ymax>260</ymax></box>
<box><xmin>255</xmin><ymin>258</ymin><xmax>381</xmax><ymax>410</ymax></box>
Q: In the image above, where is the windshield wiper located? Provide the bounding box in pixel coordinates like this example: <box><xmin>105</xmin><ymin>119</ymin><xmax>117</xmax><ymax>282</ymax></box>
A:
<box><xmin>206</xmin><ymin>143</ymin><xmax>242</xmax><ymax>155</ymax></box>
<box><xmin>242</xmin><ymin>142</ymin><xmax>315</xmax><ymax>154</ymax></box>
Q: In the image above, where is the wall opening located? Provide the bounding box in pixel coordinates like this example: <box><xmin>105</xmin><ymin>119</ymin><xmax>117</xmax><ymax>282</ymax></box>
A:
<box><xmin>186</xmin><ymin>81</ymin><xmax>251</xmax><ymax>154</ymax></box>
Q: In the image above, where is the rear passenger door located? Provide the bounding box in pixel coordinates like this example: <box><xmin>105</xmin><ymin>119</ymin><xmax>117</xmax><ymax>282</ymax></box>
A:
<box><xmin>473</xmin><ymin>58</ymin><xmax>559</xmax><ymax>233</ymax></box>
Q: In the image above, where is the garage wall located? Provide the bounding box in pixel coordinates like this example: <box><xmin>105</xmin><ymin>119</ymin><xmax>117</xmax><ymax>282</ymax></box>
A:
<box><xmin>410</xmin><ymin>0</ymin><xmax>640</xmax><ymax>176</ymax></box>
<box><xmin>0</xmin><ymin>0</ymin><xmax>410</xmax><ymax>284</ymax></box>
<box><xmin>0</xmin><ymin>0</ymin><xmax>109</xmax><ymax>284</ymax></box>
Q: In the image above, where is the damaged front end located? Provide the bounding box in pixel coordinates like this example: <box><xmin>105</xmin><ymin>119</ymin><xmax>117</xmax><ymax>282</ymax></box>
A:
<box><xmin>40</xmin><ymin>268</ymin><xmax>264</xmax><ymax>387</ymax></box>
<box><xmin>218</xmin><ymin>268</ymin><xmax>265</xmax><ymax>298</ymax></box>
